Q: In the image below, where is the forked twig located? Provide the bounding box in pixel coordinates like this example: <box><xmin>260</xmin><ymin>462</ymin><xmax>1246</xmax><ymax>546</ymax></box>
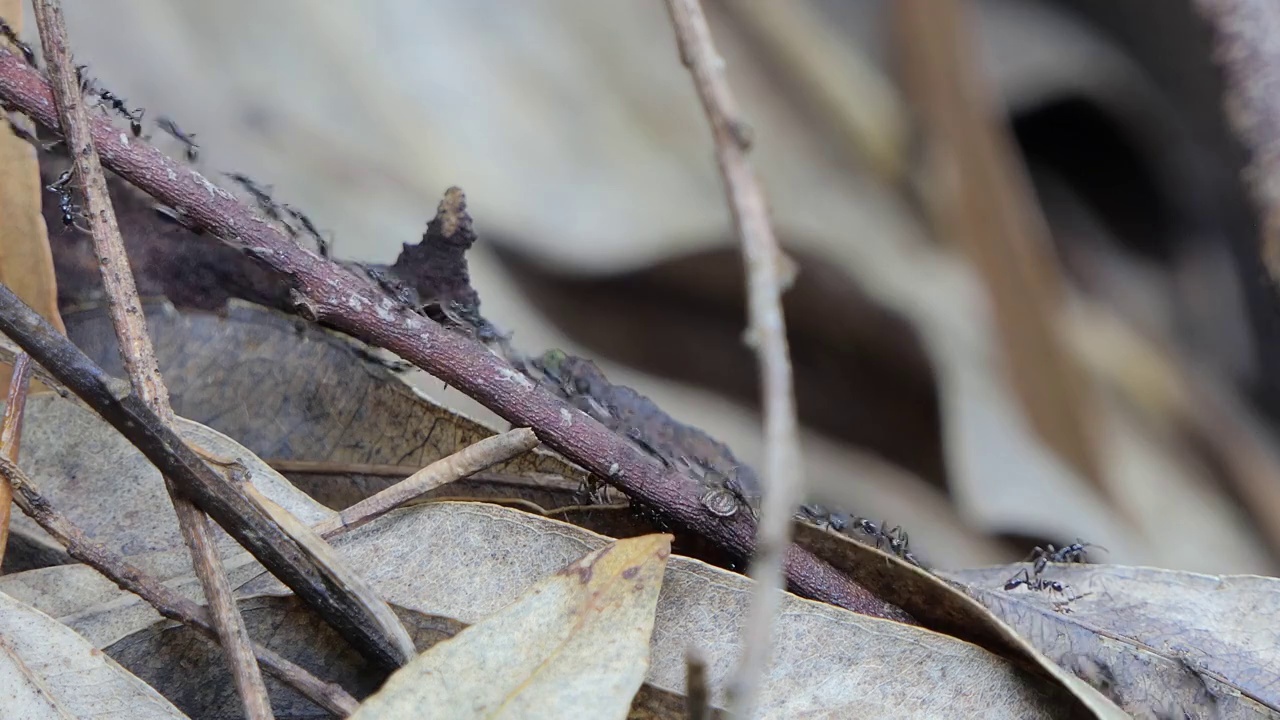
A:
<box><xmin>31</xmin><ymin>1</ymin><xmax>271</xmax><ymax>714</ymax></box>
<box><xmin>0</xmin><ymin>356</ymin><xmax>358</xmax><ymax>717</ymax></box>
<box><xmin>663</xmin><ymin>1</ymin><xmax>804</xmax><ymax>714</ymax></box>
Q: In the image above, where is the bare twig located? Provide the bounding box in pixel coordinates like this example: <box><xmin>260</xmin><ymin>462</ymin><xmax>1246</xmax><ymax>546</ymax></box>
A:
<box><xmin>1193</xmin><ymin>0</ymin><xmax>1280</xmax><ymax>283</ymax></box>
<box><xmin>30</xmin><ymin>3</ymin><xmax>272</xmax><ymax>715</ymax></box>
<box><xmin>0</xmin><ymin>282</ymin><xmax>417</xmax><ymax>669</ymax></box>
<box><xmin>684</xmin><ymin>645</ymin><xmax>711</xmax><ymax>720</ymax></box>
<box><xmin>313</xmin><ymin>427</ymin><xmax>539</xmax><ymax>537</ymax></box>
<box><xmin>0</xmin><ymin>458</ymin><xmax>358</xmax><ymax>714</ymax></box>
<box><xmin>0</xmin><ymin>352</ymin><xmax>30</xmax><ymax>568</ymax></box>
<box><xmin>663</xmin><ymin>1</ymin><xmax>804</xmax><ymax>714</ymax></box>
<box><xmin>0</xmin><ymin>48</ymin><xmax>910</xmax><ymax>624</ymax></box>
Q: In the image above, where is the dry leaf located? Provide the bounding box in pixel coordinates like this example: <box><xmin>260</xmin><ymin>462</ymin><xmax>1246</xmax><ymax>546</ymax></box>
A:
<box><xmin>5</xmin><ymin>502</ymin><xmax>1077</xmax><ymax>717</ymax></box>
<box><xmin>351</xmin><ymin>534</ymin><xmax>671</xmax><ymax>720</ymax></box>
<box><xmin>238</xmin><ymin>502</ymin><xmax>1078</xmax><ymax>717</ymax></box>
<box><xmin>943</xmin><ymin>564</ymin><xmax>1280</xmax><ymax>718</ymax></box>
<box><xmin>8</xmin><ymin>392</ymin><xmax>334</xmax><ymax>579</ymax></box>
<box><xmin>0</xmin><ymin>589</ymin><xmax>188</xmax><ymax>719</ymax></box>
<box><xmin>64</xmin><ymin>301</ymin><xmax>587</xmax><ymax>509</ymax></box>
<box><xmin>793</xmin><ymin>522</ymin><xmax>1126</xmax><ymax>717</ymax></box>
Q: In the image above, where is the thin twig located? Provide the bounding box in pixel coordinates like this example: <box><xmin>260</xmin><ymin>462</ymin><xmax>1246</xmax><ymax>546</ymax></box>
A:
<box><xmin>0</xmin><ymin>282</ymin><xmax>417</xmax><ymax>669</ymax></box>
<box><xmin>0</xmin><ymin>352</ymin><xmax>30</xmax><ymax>569</ymax></box>
<box><xmin>663</xmin><ymin>1</ymin><xmax>804</xmax><ymax>714</ymax></box>
<box><xmin>0</xmin><ymin>359</ymin><xmax>357</xmax><ymax>716</ymax></box>
<box><xmin>312</xmin><ymin>427</ymin><xmax>538</xmax><ymax>537</ymax></box>
<box><xmin>30</xmin><ymin>3</ymin><xmax>271</xmax><ymax>715</ymax></box>
<box><xmin>684</xmin><ymin>645</ymin><xmax>711</xmax><ymax>720</ymax></box>
<box><xmin>0</xmin><ymin>48</ymin><xmax>909</xmax><ymax>624</ymax></box>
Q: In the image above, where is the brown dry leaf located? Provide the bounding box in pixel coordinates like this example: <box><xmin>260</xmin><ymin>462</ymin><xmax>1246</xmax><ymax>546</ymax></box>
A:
<box><xmin>0</xmin><ymin>589</ymin><xmax>188</xmax><ymax>719</ymax></box>
<box><xmin>943</xmin><ymin>564</ymin><xmax>1280</xmax><ymax>718</ymax></box>
<box><xmin>64</xmin><ymin>301</ymin><xmax>587</xmax><ymax>510</ymax></box>
<box><xmin>351</xmin><ymin>534</ymin><xmax>671</xmax><ymax>720</ymax></box>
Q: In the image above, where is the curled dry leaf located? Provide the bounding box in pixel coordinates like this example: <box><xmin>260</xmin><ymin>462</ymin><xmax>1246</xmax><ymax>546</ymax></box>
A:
<box><xmin>351</xmin><ymin>534</ymin><xmax>672</xmax><ymax>720</ymax></box>
<box><xmin>793</xmin><ymin>522</ymin><xmax>1126</xmax><ymax>717</ymax></box>
<box><xmin>944</xmin><ymin>564</ymin><xmax>1280</xmax><ymax>719</ymax></box>
<box><xmin>0</xmin><ymin>589</ymin><xmax>188</xmax><ymax>719</ymax></box>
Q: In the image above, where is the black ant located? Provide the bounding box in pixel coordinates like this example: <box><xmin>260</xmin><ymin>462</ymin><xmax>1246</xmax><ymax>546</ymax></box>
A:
<box><xmin>1004</xmin><ymin>569</ymin><xmax>1067</xmax><ymax>593</ymax></box>
<box><xmin>1025</xmin><ymin>539</ymin><xmax>1106</xmax><ymax>575</ymax></box>
<box><xmin>91</xmin><ymin>87</ymin><xmax>145</xmax><ymax>138</ymax></box>
<box><xmin>47</xmin><ymin>169</ymin><xmax>86</xmax><ymax>231</ymax></box>
<box><xmin>157</xmin><ymin>116</ymin><xmax>198</xmax><ymax>161</ymax></box>
<box><xmin>226</xmin><ymin>172</ymin><xmax>284</xmax><ymax>221</ymax></box>
<box><xmin>282</xmin><ymin>204</ymin><xmax>332</xmax><ymax>258</ymax></box>
<box><xmin>0</xmin><ymin>17</ymin><xmax>36</xmax><ymax>67</ymax></box>
<box><xmin>852</xmin><ymin>517</ymin><xmax>921</xmax><ymax>566</ymax></box>
<box><xmin>1003</xmin><ymin>569</ymin><xmax>1090</xmax><ymax>612</ymax></box>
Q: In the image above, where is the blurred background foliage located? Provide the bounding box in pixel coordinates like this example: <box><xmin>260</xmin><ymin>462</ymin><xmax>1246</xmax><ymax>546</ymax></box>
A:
<box><xmin>28</xmin><ymin>0</ymin><xmax>1280</xmax><ymax>574</ymax></box>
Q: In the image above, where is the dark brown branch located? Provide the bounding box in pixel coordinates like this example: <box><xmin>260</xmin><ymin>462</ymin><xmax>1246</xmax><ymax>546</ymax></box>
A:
<box><xmin>0</xmin><ymin>280</ymin><xmax>417</xmax><ymax>668</ymax></box>
<box><xmin>0</xmin><ymin>48</ymin><xmax>910</xmax><ymax>623</ymax></box>
<box><xmin>30</xmin><ymin>2</ymin><xmax>272</xmax><ymax>715</ymax></box>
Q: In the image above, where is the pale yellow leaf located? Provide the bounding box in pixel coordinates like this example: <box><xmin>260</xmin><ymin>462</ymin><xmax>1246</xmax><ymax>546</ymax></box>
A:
<box><xmin>351</xmin><ymin>533</ymin><xmax>671</xmax><ymax>720</ymax></box>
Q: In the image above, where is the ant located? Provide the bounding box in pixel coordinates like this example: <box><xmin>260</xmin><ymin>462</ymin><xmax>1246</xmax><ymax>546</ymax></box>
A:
<box><xmin>1025</xmin><ymin>539</ymin><xmax>1106</xmax><ymax>575</ymax></box>
<box><xmin>157</xmin><ymin>116</ymin><xmax>198</xmax><ymax>161</ymax></box>
<box><xmin>1003</xmin><ymin>569</ymin><xmax>1090</xmax><ymax>612</ymax></box>
<box><xmin>46</xmin><ymin>169</ymin><xmax>86</xmax><ymax>231</ymax></box>
<box><xmin>282</xmin><ymin>204</ymin><xmax>332</xmax><ymax>258</ymax></box>
<box><xmin>1004</xmin><ymin>569</ymin><xmax>1067</xmax><ymax>593</ymax></box>
<box><xmin>93</xmin><ymin>87</ymin><xmax>144</xmax><ymax>137</ymax></box>
<box><xmin>226</xmin><ymin>172</ymin><xmax>283</xmax><ymax>220</ymax></box>
<box><xmin>0</xmin><ymin>18</ymin><xmax>35</xmax><ymax>67</ymax></box>
<box><xmin>852</xmin><ymin>517</ymin><xmax>921</xmax><ymax>566</ymax></box>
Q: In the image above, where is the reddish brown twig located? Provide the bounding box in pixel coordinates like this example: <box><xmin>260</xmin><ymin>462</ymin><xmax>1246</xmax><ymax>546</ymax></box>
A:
<box><xmin>0</xmin><ymin>47</ymin><xmax>909</xmax><ymax>624</ymax></box>
<box><xmin>31</xmin><ymin>2</ymin><xmax>272</xmax><ymax>715</ymax></box>
<box><xmin>0</xmin><ymin>352</ymin><xmax>31</xmax><ymax>569</ymax></box>
<box><xmin>663</xmin><ymin>1</ymin><xmax>804</xmax><ymax>713</ymax></box>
